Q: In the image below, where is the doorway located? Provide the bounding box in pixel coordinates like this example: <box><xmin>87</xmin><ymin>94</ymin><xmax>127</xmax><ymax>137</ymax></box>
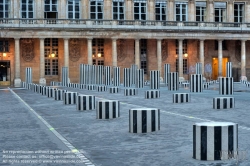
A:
<box><xmin>0</xmin><ymin>60</ymin><xmax>10</xmax><ymax>86</ymax></box>
<box><xmin>212</xmin><ymin>57</ymin><xmax>229</xmax><ymax>80</ymax></box>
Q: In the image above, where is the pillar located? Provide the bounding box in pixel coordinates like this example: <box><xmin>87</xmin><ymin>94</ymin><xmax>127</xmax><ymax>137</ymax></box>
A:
<box><xmin>12</xmin><ymin>0</ymin><xmax>19</xmax><ymax>18</ymax></box>
<box><xmin>82</xmin><ymin>0</ymin><xmax>88</xmax><ymax>19</ymax></box>
<box><xmin>157</xmin><ymin>39</ymin><xmax>162</xmax><ymax>74</ymax></box>
<box><xmin>64</xmin><ymin>38</ymin><xmax>69</xmax><ymax>67</ymax></box>
<box><xmin>135</xmin><ymin>39</ymin><xmax>140</xmax><ymax>68</ymax></box>
<box><xmin>39</xmin><ymin>38</ymin><xmax>46</xmax><ymax>85</ymax></box>
<box><xmin>188</xmin><ymin>0</ymin><xmax>195</xmax><ymax>21</ymax></box>
<box><xmin>87</xmin><ymin>38</ymin><xmax>93</xmax><ymax>65</ymax></box>
<box><xmin>112</xmin><ymin>38</ymin><xmax>117</xmax><ymax>67</ymax></box>
<box><xmin>104</xmin><ymin>0</ymin><xmax>112</xmax><ymax>19</ymax></box>
<box><xmin>14</xmin><ymin>38</ymin><xmax>21</xmax><ymax>87</ymax></box>
<box><xmin>207</xmin><ymin>0</ymin><xmax>214</xmax><ymax>22</ymax></box>
<box><xmin>168</xmin><ymin>0</ymin><xmax>174</xmax><ymax>21</ymax></box>
<box><xmin>148</xmin><ymin>0</ymin><xmax>155</xmax><ymax>20</ymax></box>
<box><xmin>126</xmin><ymin>0</ymin><xmax>133</xmax><ymax>20</ymax></box>
<box><xmin>241</xmin><ymin>40</ymin><xmax>246</xmax><ymax>79</ymax></box>
<box><xmin>178</xmin><ymin>39</ymin><xmax>183</xmax><ymax>77</ymax></box>
<box><xmin>199</xmin><ymin>40</ymin><xmax>204</xmax><ymax>75</ymax></box>
<box><xmin>218</xmin><ymin>40</ymin><xmax>223</xmax><ymax>77</ymax></box>
<box><xmin>227</xmin><ymin>1</ymin><xmax>234</xmax><ymax>22</ymax></box>
<box><xmin>59</xmin><ymin>0</ymin><xmax>67</xmax><ymax>19</ymax></box>
<box><xmin>246</xmin><ymin>2</ymin><xmax>250</xmax><ymax>23</ymax></box>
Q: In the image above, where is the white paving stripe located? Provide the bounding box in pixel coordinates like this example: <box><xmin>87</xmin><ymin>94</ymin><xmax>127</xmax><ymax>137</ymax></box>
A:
<box><xmin>9</xmin><ymin>88</ymin><xmax>95</xmax><ymax>166</ymax></box>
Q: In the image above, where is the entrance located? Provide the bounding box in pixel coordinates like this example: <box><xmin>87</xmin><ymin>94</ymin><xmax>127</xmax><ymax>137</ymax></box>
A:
<box><xmin>212</xmin><ymin>57</ymin><xmax>229</xmax><ymax>80</ymax></box>
<box><xmin>0</xmin><ymin>60</ymin><xmax>10</xmax><ymax>86</ymax></box>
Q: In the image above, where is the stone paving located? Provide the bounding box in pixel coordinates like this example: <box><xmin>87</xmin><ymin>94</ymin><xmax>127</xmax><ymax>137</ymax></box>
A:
<box><xmin>0</xmin><ymin>83</ymin><xmax>250</xmax><ymax>166</ymax></box>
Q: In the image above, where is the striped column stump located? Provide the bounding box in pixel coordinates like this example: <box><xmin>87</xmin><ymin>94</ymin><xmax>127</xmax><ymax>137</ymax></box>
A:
<box><xmin>246</xmin><ymin>83</ymin><xmax>250</xmax><ymax>87</ymax></box>
<box><xmin>79</xmin><ymin>84</ymin><xmax>85</xmax><ymax>89</ymax></box>
<box><xmin>124</xmin><ymin>88</ymin><xmax>138</xmax><ymax>96</ymax></box>
<box><xmin>168</xmin><ymin>72</ymin><xmax>179</xmax><ymax>91</ymax></box>
<box><xmin>219</xmin><ymin>77</ymin><xmax>234</xmax><ymax>95</ymax></box>
<box><xmin>190</xmin><ymin>74</ymin><xmax>203</xmax><ymax>93</ymax></box>
<box><xmin>37</xmin><ymin>85</ymin><xmax>43</xmax><ymax>93</ymax></box>
<box><xmin>97</xmin><ymin>85</ymin><xmax>107</xmax><ymax>92</ymax></box>
<box><xmin>182</xmin><ymin>83</ymin><xmax>189</xmax><ymax>88</ymax></box>
<box><xmin>87</xmin><ymin>85</ymin><xmax>96</xmax><ymax>91</ymax></box>
<box><xmin>22</xmin><ymin>82</ymin><xmax>26</xmax><ymax>88</ymax></box>
<box><xmin>54</xmin><ymin>89</ymin><xmax>67</xmax><ymax>101</ymax></box>
<box><xmin>150</xmin><ymin>70</ymin><xmax>160</xmax><ymax>89</ymax></box>
<box><xmin>33</xmin><ymin>84</ymin><xmax>38</xmax><ymax>93</ymax></box>
<box><xmin>47</xmin><ymin>87</ymin><xmax>58</xmax><ymax>98</ymax></box>
<box><xmin>63</xmin><ymin>92</ymin><xmax>78</xmax><ymax>105</ymax></box>
<box><xmin>145</xmin><ymin>90</ymin><xmax>160</xmax><ymax>99</ymax></box>
<box><xmin>96</xmin><ymin>100</ymin><xmax>120</xmax><ymax>119</ymax></box>
<box><xmin>173</xmin><ymin>93</ymin><xmax>190</xmax><ymax>103</ymax></box>
<box><xmin>77</xmin><ymin>95</ymin><xmax>95</xmax><ymax>111</ymax></box>
<box><xmin>67</xmin><ymin>83</ymin><xmax>73</xmax><ymax>88</ymax></box>
<box><xmin>109</xmin><ymin>87</ymin><xmax>119</xmax><ymax>93</ymax></box>
<box><xmin>26</xmin><ymin>83</ymin><xmax>32</xmax><ymax>90</ymax></box>
<box><xmin>50</xmin><ymin>81</ymin><xmax>56</xmax><ymax>86</ymax></box>
<box><xmin>41</xmin><ymin>86</ymin><xmax>47</xmax><ymax>96</ymax></box>
<box><xmin>129</xmin><ymin>108</ymin><xmax>160</xmax><ymax>133</ymax></box>
<box><xmin>193</xmin><ymin>122</ymin><xmax>238</xmax><ymax>160</ymax></box>
<box><xmin>203</xmin><ymin>83</ymin><xmax>209</xmax><ymax>89</ymax></box>
<box><xmin>213</xmin><ymin>97</ymin><xmax>235</xmax><ymax>109</ymax></box>
<box><xmin>72</xmin><ymin>83</ymin><xmax>79</xmax><ymax>88</ymax></box>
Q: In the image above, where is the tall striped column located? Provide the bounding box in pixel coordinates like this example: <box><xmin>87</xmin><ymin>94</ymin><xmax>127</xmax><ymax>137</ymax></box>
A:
<box><xmin>226</xmin><ymin>62</ymin><xmax>232</xmax><ymax>78</ymax></box>
<box><xmin>219</xmin><ymin>77</ymin><xmax>234</xmax><ymax>95</ymax></box>
<box><xmin>91</xmin><ymin>65</ymin><xmax>97</xmax><ymax>84</ymax></box>
<box><xmin>85</xmin><ymin>64</ymin><xmax>91</xmax><ymax>84</ymax></box>
<box><xmin>124</xmin><ymin>68</ymin><xmax>132</xmax><ymax>87</ymax></box>
<box><xmin>150</xmin><ymin>70</ymin><xmax>160</xmax><ymax>89</ymax></box>
<box><xmin>79</xmin><ymin>64</ymin><xmax>87</xmax><ymax>84</ymax></box>
<box><xmin>196</xmin><ymin>63</ymin><xmax>202</xmax><ymax>74</ymax></box>
<box><xmin>190</xmin><ymin>74</ymin><xmax>203</xmax><ymax>93</ymax></box>
<box><xmin>62</xmin><ymin>67</ymin><xmax>68</xmax><ymax>87</ymax></box>
<box><xmin>136</xmin><ymin>69</ymin><xmax>144</xmax><ymax>88</ymax></box>
<box><xmin>131</xmin><ymin>64</ymin><xmax>138</xmax><ymax>85</ymax></box>
<box><xmin>168</xmin><ymin>72</ymin><xmax>179</xmax><ymax>91</ymax></box>
<box><xmin>113</xmin><ymin>67</ymin><xmax>120</xmax><ymax>87</ymax></box>
<box><xmin>25</xmin><ymin>67</ymin><xmax>32</xmax><ymax>84</ymax></box>
<box><xmin>193</xmin><ymin>122</ymin><xmax>238</xmax><ymax>160</ymax></box>
<box><xmin>164</xmin><ymin>64</ymin><xmax>170</xmax><ymax>85</ymax></box>
<box><xmin>96</xmin><ymin>65</ymin><xmax>104</xmax><ymax>85</ymax></box>
<box><xmin>104</xmin><ymin>66</ymin><xmax>111</xmax><ymax>85</ymax></box>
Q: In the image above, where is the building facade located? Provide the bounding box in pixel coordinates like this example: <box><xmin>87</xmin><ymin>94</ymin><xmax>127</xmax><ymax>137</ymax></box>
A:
<box><xmin>0</xmin><ymin>0</ymin><xmax>250</xmax><ymax>86</ymax></box>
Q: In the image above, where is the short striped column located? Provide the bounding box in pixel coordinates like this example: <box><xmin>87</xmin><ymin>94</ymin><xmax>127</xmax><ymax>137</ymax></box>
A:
<box><xmin>41</xmin><ymin>86</ymin><xmax>48</xmax><ymax>96</ymax></box>
<box><xmin>22</xmin><ymin>82</ymin><xmax>26</xmax><ymax>88</ymax></box>
<box><xmin>124</xmin><ymin>88</ymin><xmax>137</xmax><ymax>96</ymax></box>
<box><xmin>37</xmin><ymin>85</ymin><xmax>43</xmax><ymax>93</ymax></box>
<box><xmin>145</xmin><ymin>90</ymin><xmax>160</xmax><ymax>99</ymax></box>
<box><xmin>123</xmin><ymin>68</ymin><xmax>132</xmax><ymax>87</ymax></box>
<box><xmin>129</xmin><ymin>108</ymin><xmax>160</xmax><ymax>133</ymax></box>
<box><xmin>219</xmin><ymin>77</ymin><xmax>234</xmax><ymax>95</ymax></box>
<box><xmin>226</xmin><ymin>62</ymin><xmax>232</xmax><ymax>77</ymax></box>
<box><xmin>97</xmin><ymin>85</ymin><xmax>107</xmax><ymax>92</ymax></box>
<box><xmin>136</xmin><ymin>69</ymin><xmax>144</xmax><ymax>88</ymax></box>
<box><xmin>62</xmin><ymin>67</ymin><xmax>69</xmax><ymax>87</ymax></box>
<box><xmin>54</xmin><ymin>89</ymin><xmax>67</xmax><ymax>101</ymax></box>
<box><xmin>195</xmin><ymin>63</ymin><xmax>202</xmax><ymax>74</ymax></box>
<box><xmin>203</xmin><ymin>83</ymin><xmax>209</xmax><ymax>89</ymax></box>
<box><xmin>104</xmin><ymin>66</ymin><xmax>111</xmax><ymax>85</ymax></box>
<box><xmin>190</xmin><ymin>74</ymin><xmax>203</xmax><ymax>93</ymax></box>
<box><xmin>79</xmin><ymin>84</ymin><xmax>85</xmax><ymax>89</ymax></box>
<box><xmin>50</xmin><ymin>81</ymin><xmax>56</xmax><ymax>86</ymax></box>
<box><xmin>33</xmin><ymin>84</ymin><xmax>39</xmax><ymax>93</ymax></box>
<box><xmin>26</xmin><ymin>83</ymin><xmax>31</xmax><ymax>90</ymax></box>
<box><xmin>25</xmin><ymin>67</ymin><xmax>32</xmax><ymax>84</ymax></box>
<box><xmin>193</xmin><ymin>122</ymin><xmax>238</xmax><ymax>160</ymax></box>
<box><xmin>168</xmin><ymin>72</ymin><xmax>179</xmax><ymax>91</ymax></box>
<box><xmin>87</xmin><ymin>84</ymin><xmax>96</xmax><ymax>91</ymax></box>
<box><xmin>173</xmin><ymin>93</ymin><xmax>190</xmax><ymax>103</ymax></box>
<box><xmin>47</xmin><ymin>87</ymin><xmax>57</xmax><ymax>98</ymax></box>
<box><xmin>96</xmin><ymin>65</ymin><xmax>103</xmax><ymax>85</ymax></box>
<box><xmin>131</xmin><ymin>64</ymin><xmax>138</xmax><ymax>85</ymax></box>
<box><xmin>77</xmin><ymin>95</ymin><xmax>95</xmax><ymax>111</ymax></box>
<box><xmin>113</xmin><ymin>67</ymin><xmax>120</xmax><ymax>87</ymax></box>
<box><xmin>213</xmin><ymin>97</ymin><xmax>235</xmax><ymax>109</ymax></box>
<box><xmin>246</xmin><ymin>83</ymin><xmax>250</xmax><ymax>87</ymax></box>
<box><xmin>150</xmin><ymin>70</ymin><xmax>160</xmax><ymax>89</ymax></box>
<box><xmin>109</xmin><ymin>87</ymin><xmax>119</xmax><ymax>93</ymax></box>
<box><xmin>164</xmin><ymin>64</ymin><xmax>170</xmax><ymax>85</ymax></box>
<box><xmin>63</xmin><ymin>92</ymin><xmax>78</xmax><ymax>105</ymax></box>
<box><xmin>96</xmin><ymin>100</ymin><xmax>120</xmax><ymax>119</ymax></box>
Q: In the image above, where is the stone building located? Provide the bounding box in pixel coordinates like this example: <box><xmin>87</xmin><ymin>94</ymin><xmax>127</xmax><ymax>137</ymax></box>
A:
<box><xmin>0</xmin><ymin>0</ymin><xmax>249</xmax><ymax>87</ymax></box>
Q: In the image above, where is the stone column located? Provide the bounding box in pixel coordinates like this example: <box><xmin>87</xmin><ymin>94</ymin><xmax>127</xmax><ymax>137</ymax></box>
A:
<box><xmin>148</xmin><ymin>0</ymin><xmax>155</xmax><ymax>20</ymax></box>
<box><xmin>12</xmin><ymin>0</ymin><xmax>19</xmax><ymax>18</ymax></box>
<box><xmin>178</xmin><ymin>39</ymin><xmax>183</xmax><ymax>77</ymax></box>
<box><xmin>39</xmin><ymin>38</ymin><xmax>46</xmax><ymax>85</ymax></box>
<box><xmin>246</xmin><ymin>2</ymin><xmax>250</xmax><ymax>23</ymax></box>
<box><xmin>218</xmin><ymin>40</ymin><xmax>223</xmax><ymax>77</ymax></box>
<box><xmin>59</xmin><ymin>0</ymin><xmax>67</xmax><ymax>19</ymax></box>
<box><xmin>207</xmin><ymin>0</ymin><xmax>214</xmax><ymax>22</ymax></box>
<box><xmin>157</xmin><ymin>39</ymin><xmax>162</xmax><ymax>74</ymax></box>
<box><xmin>82</xmin><ymin>0</ymin><xmax>88</xmax><ymax>19</ymax></box>
<box><xmin>14</xmin><ymin>38</ymin><xmax>21</xmax><ymax>87</ymax></box>
<box><xmin>188</xmin><ymin>0</ymin><xmax>195</xmax><ymax>21</ymax></box>
<box><xmin>227</xmin><ymin>1</ymin><xmax>234</xmax><ymax>22</ymax></box>
<box><xmin>112</xmin><ymin>38</ymin><xmax>117</xmax><ymax>67</ymax></box>
<box><xmin>199</xmin><ymin>40</ymin><xmax>205</xmax><ymax>75</ymax></box>
<box><xmin>168</xmin><ymin>0</ymin><xmax>174</xmax><ymax>21</ymax></box>
<box><xmin>126</xmin><ymin>0</ymin><xmax>133</xmax><ymax>20</ymax></box>
<box><xmin>104</xmin><ymin>0</ymin><xmax>112</xmax><ymax>19</ymax></box>
<box><xmin>241</xmin><ymin>40</ymin><xmax>246</xmax><ymax>79</ymax></box>
<box><xmin>87</xmin><ymin>38</ymin><xmax>93</xmax><ymax>65</ymax></box>
<box><xmin>36</xmin><ymin>0</ymin><xmax>44</xmax><ymax>19</ymax></box>
<box><xmin>135</xmin><ymin>39</ymin><xmax>140</xmax><ymax>68</ymax></box>
<box><xmin>64</xmin><ymin>38</ymin><xmax>69</xmax><ymax>67</ymax></box>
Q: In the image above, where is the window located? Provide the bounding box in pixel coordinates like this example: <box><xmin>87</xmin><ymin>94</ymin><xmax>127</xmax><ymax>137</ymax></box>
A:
<box><xmin>113</xmin><ymin>0</ymin><xmax>124</xmax><ymax>20</ymax></box>
<box><xmin>215</xmin><ymin>40</ymin><xmax>227</xmax><ymax>50</ymax></box>
<box><xmin>176</xmin><ymin>59</ymin><xmax>188</xmax><ymax>74</ymax></box>
<box><xmin>140</xmin><ymin>39</ymin><xmax>147</xmax><ymax>74</ymax></box>
<box><xmin>44</xmin><ymin>38</ymin><xmax>58</xmax><ymax>75</ymax></box>
<box><xmin>0</xmin><ymin>40</ymin><xmax>9</xmax><ymax>52</ymax></box>
<box><xmin>90</xmin><ymin>0</ymin><xmax>103</xmax><ymax>19</ymax></box>
<box><xmin>45</xmin><ymin>0</ymin><xmax>57</xmax><ymax>11</ymax></box>
<box><xmin>155</xmin><ymin>1</ymin><xmax>167</xmax><ymax>21</ymax></box>
<box><xmin>67</xmin><ymin>0</ymin><xmax>80</xmax><ymax>19</ymax></box>
<box><xmin>21</xmin><ymin>0</ymin><xmax>34</xmax><ymax>18</ymax></box>
<box><xmin>92</xmin><ymin>39</ymin><xmax>104</xmax><ymax>65</ymax></box>
<box><xmin>196</xmin><ymin>2</ymin><xmax>206</xmax><ymax>22</ymax></box>
<box><xmin>176</xmin><ymin>40</ymin><xmax>187</xmax><ymax>55</ymax></box>
<box><xmin>214</xmin><ymin>2</ymin><xmax>226</xmax><ymax>22</ymax></box>
<box><xmin>175</xmin><ymin>2</ymin><xmax>188</xmax><ymax>21</ymax></box>
<box><xmin>234</xmin><ymin>3</ymin><xmax>244</xmax><ymax>23</ymax></box>
<box><xmin>0</xmin><ymin>0</ymin><xmax>9</xmax><ymax>18</ymax></box>
<box><xmin>134</xmin><ymin>0</ymin><xmax>147</xmax><ymax>20</ymax></box>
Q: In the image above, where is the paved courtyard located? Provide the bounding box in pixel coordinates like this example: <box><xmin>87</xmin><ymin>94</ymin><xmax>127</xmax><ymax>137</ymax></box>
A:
<box><xmin>0</xmin><ymin>82</ymin><xmax>250</xmax><ymax>166</ymax></box>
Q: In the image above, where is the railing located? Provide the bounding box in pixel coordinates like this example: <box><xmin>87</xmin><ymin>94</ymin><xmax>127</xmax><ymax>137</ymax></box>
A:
<box><xmin>0</xmin><ymin>18</ymin><xmax>249</xmax><ymax>32</ymax></box>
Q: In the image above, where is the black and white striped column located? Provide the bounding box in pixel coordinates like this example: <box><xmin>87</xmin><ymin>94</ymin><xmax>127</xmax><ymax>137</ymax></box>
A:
<box><xmin>219</xmin><ymin>77</ymin><xmax>234</xmax><ymax>95</ymax></box>
<box><xmin>63</xmin><ymin>92</ymin><xmax>78</xmax><ymax>105</ymax></box>
<box><xmin>54</xmin><ymin>89</ymin><xmax>67</xmax><ymax>101</ymax></box>
<box><xmin>87</xmin><ymin>84</ymin><xmax>96</xmax><ymax>91</ymax></box>
<box><xmin>150</xmin><ymin>70</ymin><xmax>160</xmax><ymax>89</ymax></box>
<box><xmin>47</xmin><ymin>87</ymin><xmax>57</xmax><ymax>98</ymax></box>
<box><xmin>213</xmin><ymin>97</ymin><xmax>235</xmax><ymax>109</ymax></box>
<box><xmin>96</xmin><ymin>100</ymin><xmax>120</xmax><ymax>119</ymax></box>
<box><xmin>203</xmin><ymin>83</ymin><xmax>209</xmax><ymax>89</ymax></box>
<box><xmin>123</xmin><ymin>68</ymin><xmax>132</xmax><ymax>87</ymax></box>
<box><xmin>131</xmin><ymin>64</ymin><xmax>138</xmax><ymax>85</ymax></box>
<box><xmin>124</xmin><ymin>88</ymin><xmax>137</xmax><ymax>96</ymax></box>
<box><xmin>168</xmin><ymin>72</ymin><xmax>179</xmax><ymax>91</ymax></box>
<box><xmin>226</xmin><ymin>62</ymin><xmax>232</xmax><ymax>78</ymax></box>
<box><xmin>91</xmin><ymin>65</ymin><xmax>97</xmax><ymax>84</ymax></box>
<box><xmin>79</xmin><ymin>64</ymin><xmax>87</xmax><ymax>84</ymax></box>
<box><xmin>145</xmin><ymin>90</ymin><xmax>160</xmax><ymax>99</ymax></box>
<box><xmin>97</xmin><ymin>85</ymin><xmax>107</xmax><ymax>92</ymax></box>
<box><xmin>79</xmin><ymin>84</ymin><xmax>85</xmax><ymax>89</ymax></box>
<box><xmin>62</xmin><ymin>67</ymin><xmax>69</xmax><ymax>87</ymax></box>
<box><xmin>136</xmin><ymin>69</ymin><xmax>144</xmax><ymax>88</ymax></box>
<box><xmin>113</xmin><ymin>67</ymin><xmax>120</xmax><ymax>87</ymax></box>
<box><xmin>77</xmin><ymin>95</ymin><xmax>95</xmax><ymax>111</ymax></box>
<box><xmin>96</xmin><ymin>65</ymin><xmax>103</xmax><ymax>85</ymax></box>
<box><xmin>109</xmin><ymin>87</ymin><xmax>119</xmax><ymax>93</ymax></box>
<box><xmin>104</xmin><ymin>66</ymin><xmax>111</xmax><ymax>85</ymax></box>
<box><xmin>129</xmin><ymin>108</ymin><xmax>160</xmax><ymax>133</ymax></box>
<box><xmin>193</xmin><ymin>122</ymin><xmax>238</xmax><ymax>160</ymax></box>
<box><xmin>195</xmin><ymin>63</ymin><xmax>202</xmax><ymax>74</ymax></box>
<box><xmin>22</xmin><ymin>82</ymin><xmax>26</xmax><ymax>88</ymax></box>
<box><xmin>190</xmin><ymin>74</ymin><xmax>203</xmax><ymax>93</ymax></box>
<box><xmin>173</xmin><ymin>93</ymin><xmax>190</xmax><ymax>103</ymax></box>
<box><xmin>164</xmin><ymin>64</ymin><xmax>170</xmax><ymax>85</ymax></box>
<box><xmin>25</xmin><ymin>67</ymin><xmax>32</xmax><ymax>84</ymax></box>
<box><xmin>41</xmin><ymin>86</ymin><xmax>47</xmax><ymax>96</ymax></box>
